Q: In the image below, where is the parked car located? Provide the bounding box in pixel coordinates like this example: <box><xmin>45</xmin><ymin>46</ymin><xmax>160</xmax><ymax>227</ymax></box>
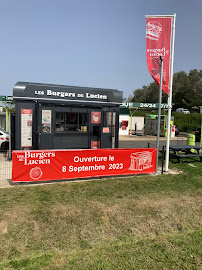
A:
<box><xmin>195</xmin><ymin>127</ymin><xmax>201</xmax><ymax>142</ymax></box>
<box><xmin>175</xmin><ymin>125</ymin><xmax>179</xmax><ymax>136</ymax></box>
<box><xmin>0</xmin><ymin>128</ymin><xmax>9</xmax><ymax>150</ymax></box>
<box><xmin>176</xmin><ymin>108</ymin><xmax>190</xmax><ymax>114</ymax></box>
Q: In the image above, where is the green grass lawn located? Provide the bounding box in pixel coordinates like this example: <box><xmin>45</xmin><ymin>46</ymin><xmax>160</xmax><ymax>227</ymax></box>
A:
<box><xmin>0</xmin><ymin>159</ymin><xmax>201</xmax><ymax>269</ymax></box>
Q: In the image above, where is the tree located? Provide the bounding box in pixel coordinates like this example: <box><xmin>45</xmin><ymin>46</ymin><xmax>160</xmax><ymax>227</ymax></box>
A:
<box><xmin>172</xmin><ymin>71</ymin><xmax>188</xmax><ymax>109</ymax></box>
<box><xmin>132</xmin><ymin>86</ymin><xmax>148</xmax><ymax>102</ymax></box>
<box><xmin>132</xmin><ymin>82</ymin><xmax>167</xmax><ymax>103</ymax></box>
<box><xmin>186</xmin><ymin>69</ymin><xmax>202</xmax><ymax>107</ymax></box>
<box><xmin>131</xmin><ymin>69</ymin><xmax>202</xmax><ymax>109</ymax></box>
<box><xmin>172</xmin><ymin>69</ymin><xmax>202</xmax><ymax>109</ymax></box>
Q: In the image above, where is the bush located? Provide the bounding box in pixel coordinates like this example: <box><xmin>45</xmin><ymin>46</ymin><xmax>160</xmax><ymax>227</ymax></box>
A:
<box><xmin>123</xmin><ymin>109</ymin><xmax>201</xmax><ymax>133</ymax></box>
<box><xmin>172</xmin><ymin>112</ymin><xmax>202</xmax><ymax>133</ymax></box>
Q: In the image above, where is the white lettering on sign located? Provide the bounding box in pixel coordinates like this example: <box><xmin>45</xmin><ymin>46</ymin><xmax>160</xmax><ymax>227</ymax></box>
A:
<box><xmin>147</xmin><ymin>47</ymin><xmax>169</xmax><ymax>58</ymax></box>
<box><xmin>47</xmin><ymin>90</ymin><xmax>76</xmax><ymax>98</ymax></box>
<box><xmin>140</xmin><ymin>103</ymin><xmax>157</xmax><ymax>108</ymax></box>
<box><xmin>69</xmin><ymin>164</ymin><xmax>106</xmax><ymax>173</ymax></box>
<box><xmin>74</xmin><ymin>155</ymin><xmax>108</xmax><ymax>163</ymax></box>
<box><xmin>17</xmin><ymin>151</ymin><xmax>56</xmax><ymax>166</ymax></box>
<box><xmin>86</xmin><ymin>93</ymin><xmax>107</xmax><ymax>100</ymax></box>
<box><xmin>64</xmin><ymin>154</ymin><xmax>118</xmax><ymax>174</ymax></box>
<box><xmin>34</xmin><ymin>89</ymin><xmax>108</xmax><ymax>100</ymax></box>
<box><xmin>77</xmin><ymin>93</ymin><xmax>84</xmax><ymax>98</ymax></box>
<box><xmin>35</xmin><ymin>91</ymin><xmax>44</xmax><ymax>95</ymax></box>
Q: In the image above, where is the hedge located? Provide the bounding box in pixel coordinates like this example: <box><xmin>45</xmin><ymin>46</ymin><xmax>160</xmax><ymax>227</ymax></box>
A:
<box><xmin>172</xmin><ymin>112</ymin><xmax>202</xmax><ymax>133</ymax></box>
<box><xmin>131</xmin><ymin>110</ymin><xmax>202</xmax><ymax>133</ymax></box>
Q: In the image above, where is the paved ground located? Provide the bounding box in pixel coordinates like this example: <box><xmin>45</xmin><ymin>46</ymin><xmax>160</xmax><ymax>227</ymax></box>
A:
<box><xmin>119</xmin><ymin>134</ymin><xmax>190</xmax><ymax>148</ymax></box>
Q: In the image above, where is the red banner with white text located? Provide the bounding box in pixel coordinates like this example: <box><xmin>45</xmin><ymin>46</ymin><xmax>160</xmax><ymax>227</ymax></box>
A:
<box><xmin>146</xmin><ymin>17</ymin><xmax>172</xmax><ymax>95</ymax></box>
<box><xmin>12</xmin><ymin>148</ymin><xmax>157</xmax><ymax>182</ymax></box>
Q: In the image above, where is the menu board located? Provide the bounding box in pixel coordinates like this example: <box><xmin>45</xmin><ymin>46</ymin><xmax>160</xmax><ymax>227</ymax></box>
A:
<box><xmin>42</xmin><ymin>110</ymin><xmax>51</xmax><ymax>133</ymax></box>
<box><xmin>21</xmin><ymin>109</ymin><xmax>32</xmax><ymax>149</ymax></box>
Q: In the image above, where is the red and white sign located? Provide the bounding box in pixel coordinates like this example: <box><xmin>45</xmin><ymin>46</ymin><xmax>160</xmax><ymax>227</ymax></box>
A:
<box><xmin>21</xmin><ymin>109</ymin><xmax>33</xmax><ymax>149</ymax></box>
<box><xmin>12</xmin><ymin>148</ymin><xmax>157</xmax><ymax>182</ymax></box>
<box><xmin>103</xmin><ymin>127</ymin><xmax>110</xmax><ymax>133</ymax></box>
<box><xmin>91</xmin><ymin>141</ymin><xmax>100</xmax><ymax>149</ymax></box>
<box><xmin>42</xmin><ymin>110</ymin><xmax>51</xmax><ymax>133</ymax></box>
<box><xmin>146</xmin><ymin>17</ymin><xmax>172</xmax><ymax>95</ymax></box>
<box><xmin>91</xmin><ymin>111</ymin><xmax>101</xmax><ymax>124</ymax></box>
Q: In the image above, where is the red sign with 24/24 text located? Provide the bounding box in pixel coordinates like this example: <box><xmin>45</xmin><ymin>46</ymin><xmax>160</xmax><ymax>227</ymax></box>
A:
<box><xmin>12</xmin><ymin>148</ymin><xmax>157</xmax><ymax>182</ymax></box>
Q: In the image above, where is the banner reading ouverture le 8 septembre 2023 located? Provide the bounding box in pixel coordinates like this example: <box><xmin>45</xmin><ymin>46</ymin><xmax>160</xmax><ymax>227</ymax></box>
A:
<box><xmin>146</xmin><ymin>17</ymin><xmax>172</xmax><ymax>95</ymax></box>
<box><xmin>12</xmin><ymin>148</ymin><xmax>157</xmax><ymax>182</ymax></box>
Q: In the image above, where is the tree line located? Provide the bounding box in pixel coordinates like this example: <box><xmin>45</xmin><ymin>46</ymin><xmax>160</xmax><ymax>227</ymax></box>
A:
<box><xmin>129</xmin><ymin>69</ymin><xmax>202</xmax><ymax>110</ymax></box>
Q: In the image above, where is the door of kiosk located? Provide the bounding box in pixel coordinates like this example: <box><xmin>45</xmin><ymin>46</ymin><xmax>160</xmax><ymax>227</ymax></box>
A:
<box><xmin>89</xmin><ymin>110</ymin><xmax>116</xmax><ymax>149</ymax></box>
<box><xmin>89</xmin><ymin>110</ymin><xmax>101</xmax><ymax>149</ymax></box>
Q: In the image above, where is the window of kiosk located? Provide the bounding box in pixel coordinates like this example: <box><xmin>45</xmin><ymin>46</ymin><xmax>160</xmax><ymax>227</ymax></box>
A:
<box><xmin>56</xmin><ymin>112</ymin><xmax>88</xmax><ymax>132</ymax></box>
<box><xmin>42</xmin><ymin>110</ymin><xmax>52</xmax><ymax>133</ymax></box>
<box><xmin>103</xmin><ymin>112</ymin><xmax>112</xmax><ymax>133</ymax></box>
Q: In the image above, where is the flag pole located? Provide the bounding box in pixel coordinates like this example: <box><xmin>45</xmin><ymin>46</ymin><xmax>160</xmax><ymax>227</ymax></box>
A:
<box><xmin>156</xmin><ymin>56</ymin><xmax>163</xmax><ymax>174</ymax></box>
<box><xmin>165</xmin><ymin>13</ymin><xmax>176</xmax><ymax>172</ymax></box>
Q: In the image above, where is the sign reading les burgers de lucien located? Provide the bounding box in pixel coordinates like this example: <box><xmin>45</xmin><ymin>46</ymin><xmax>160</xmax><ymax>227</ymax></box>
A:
<box><xmin>146</xmin><ymin>17</ymin><xmax>172</xmax><ymax>95</ymax></box>
<box><xmin>33</xmin><ymin>87</ymin><xmax>112</xmax><ymax>103</ymax></box>
<box><xmin>12</xmin><ymin>148</ymin><xmax>157</xmax><ymax>182</ymax></box>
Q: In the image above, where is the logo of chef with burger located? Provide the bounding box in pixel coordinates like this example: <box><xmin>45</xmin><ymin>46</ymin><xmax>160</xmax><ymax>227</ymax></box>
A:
<box><xmin>92</xmin><ymin>112</ymin><xmax>101</xmax><ymax>124</ymax></box>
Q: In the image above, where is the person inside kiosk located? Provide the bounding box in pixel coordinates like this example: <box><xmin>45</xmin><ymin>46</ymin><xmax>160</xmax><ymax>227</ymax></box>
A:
<box><xmin>13</xmin><ymin>82</ymin><xmax>123</xmax><ymax>150</ymax></box>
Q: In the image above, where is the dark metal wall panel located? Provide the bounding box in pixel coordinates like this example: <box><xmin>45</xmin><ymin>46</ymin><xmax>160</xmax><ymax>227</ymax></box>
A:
<box><xmin>54</xmin><ymin>133</ymin><xmax>88</xmax><ymax>149</ymax></box>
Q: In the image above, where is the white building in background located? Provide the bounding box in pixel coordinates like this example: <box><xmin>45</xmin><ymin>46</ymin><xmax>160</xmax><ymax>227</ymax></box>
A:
<box><xmin>119</xmin><ymin>102</ymin><xmax>176</xmax><ymax>137</ymax></box>
<box><xmin>119</xmin><ymin>114</ymin><xmax>144</xmax><ymax>136</ymax></box>
<box><xmin>0</xmin><ymin>96</ymin><xmax>15</xmax><ymax>131</ymax></box>
<box><xmin>0</xmin><ymin>107</ymin><xmax>6</xmax><ymax>130</ymax></box>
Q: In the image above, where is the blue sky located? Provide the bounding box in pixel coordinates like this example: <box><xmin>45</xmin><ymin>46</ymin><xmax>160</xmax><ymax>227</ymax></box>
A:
<box><xmin>0</xmin><ymin>0</ymin><xmax>202</xmax><ymax>98</ymax></box>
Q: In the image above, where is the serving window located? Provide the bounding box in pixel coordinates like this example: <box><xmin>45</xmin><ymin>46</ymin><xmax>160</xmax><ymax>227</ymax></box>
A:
<box><xmin>55</xmin><ymin>112</ymin><xmax>88</xmax><ymax>132</ymax></box>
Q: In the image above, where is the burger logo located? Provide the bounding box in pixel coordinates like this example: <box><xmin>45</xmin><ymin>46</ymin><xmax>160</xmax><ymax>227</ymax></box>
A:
<box><xmin>29</xmin><ymin>167</ymin><xmax>43</xmax><ymax>180</ymax></box>
<box><xmin>129</xmin><ymin>151</ymin><xmax>155</xmax><ymax>171</ymax></box>
<box><xmin>146</xmin><ymin>21</ymin><xmax>162</xmax><ymax>40</ymax></box>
